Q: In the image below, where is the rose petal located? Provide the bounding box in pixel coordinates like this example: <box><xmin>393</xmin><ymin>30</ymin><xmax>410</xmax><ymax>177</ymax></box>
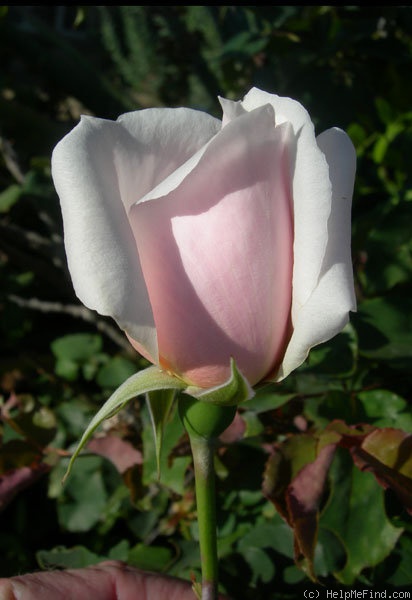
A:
<box><xmin>277</xmin><ymin>127</ymin><xmax>357</xmax><ymax>379</ymax></box>
<box><xmin>241</xmin><ymin>88</ymin><xmax>333</xmax><ymax>319</ymax></box>
<box><xmin>129</xmin><ymin>105</ymin><xmax>294</xmax><ymax>387</ymax></box>
<box><xmin>52</xmin><ymin>109</ymin><xmax>220</xmax><ymax>362</ymax></box>
<box><xmin>117</xmin><ymin>108</ymin><xmax>221</xmax><ymax>207</ymax></box>
<box><xmin>218</xmin><ymin>97</ymin><xmax>247</xmax><ymax>127</ymax></box>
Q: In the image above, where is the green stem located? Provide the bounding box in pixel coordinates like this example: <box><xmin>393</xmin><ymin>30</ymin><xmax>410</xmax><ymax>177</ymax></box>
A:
<box><xmin>179</xmin><ymin>397</ymin><xmax>236</xmax><ymax>599</ymax></box>
<box><xmin>190</xmin><ymin>434</ymin><xmax>219</xmax><ymax>600</ymax></box>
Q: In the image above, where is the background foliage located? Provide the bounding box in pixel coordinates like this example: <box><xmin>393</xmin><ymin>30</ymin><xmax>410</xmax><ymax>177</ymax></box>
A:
<box><xmin>0</xmin><ymin>6</ymin><xmax>411</xmax><ymax>598</ymax></box>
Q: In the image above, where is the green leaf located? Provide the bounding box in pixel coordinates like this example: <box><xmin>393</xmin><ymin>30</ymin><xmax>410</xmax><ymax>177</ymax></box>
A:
<box><xmin>283</xmin><ymin>565</ymin><xmax>306</xmax><ymax>584</ymax></box>
<box><xmin>353</xmin><ymin>295</ymin><xmax>412</xmax><ymax>367</ymax></box>
<box><xmin>220</xmin><ymin>30</ymin><xmax>267</xmax><ymax>58</ymax></box>
<box><xmin>321</xmin><ymin>450</ymin><xmax>402</xmax><ymax>585</ymax></box>
<box><xmin>54</xmin><ymin>358</ymin><xmax>80</xmax><ymax>381</ymax></box>
<box><xmin>167</xmin><ymin>540</ymin><xmax>200</xmax><ymax>580</ymax></box>
<box><xmin>301</xmin><ymin>326</ymin><xmax>358</xmax><ymax>377</ymax></box>
<box><xmin>242</xmin><ymin>384</ymin><xmax>296</xmax><ymax>413</ymax></box>
<box><xmin>107</xmin><ymin>540</ymin><xmax>130</xmax><ymax>562</ymax></box>
<box><xmin>375</xmin><ymin>97</ymin><xmax>395</xmax><ymax>125</ymax></box>
<box><xmin>128</xmin><ymin>542</ymin><xmax>173</xmax><ymax>572</ymax></box>
<box><xmin>359</xmin><ymin>202</ymin><xmax>412</xmax><ymax>294</ymax></box>
<box><xmin>141</xmin><ymin>402</ymin><xmax>190</xmax><ymax>494</ymax></box>
<box><xmin>36</xmin><ymin>545</ymin><xmax>101</xmax><ymax>569</ymax></box>
<box><xmin>51</xmin><ymin>334</ymin><xmax>104</xmax><ymax>381</ymax></box>
<box><xmin>63</xmin><ymin>366</ymin><xmax>186</xmax><ymax>483</ymax></box>
<box><xmin>186</xmin><ymin>358</ymin><xmax>254</xmax><ymax>405</ymax></box>
<box><xmin>96</xmin><ymin>356</ymin><xmax>137</xmax><ymax>389</ymax></box>
<box><xmin>237</xmin><ymin>517</ymin><xmax>294</xmax><ymax>559</ymax></box>
<box><xmin>240</xmin><ymin>410</ymin><xmax>264</xmax><ymax>438</ymax></box>
<box><xmin>146</xmin><ymin>388</ymin><xmax>176</xmax><ymax>479</ymax></box>
<box><xmin>357</xmin><ymin>389</ymin><xmax>412</xmax><ymax>429</ymax></box>
<box><xmin>387</xmin><ymin>534</ymin><xmax>412</xmax><ymax>586</ymax></box>
<box><xmin>313</xmin><ymin>527</ymin><xmax>346</xmax><ymax>577</ymax></box>
<box><xmin>51</xmin><ymin>334</ymin><xmax>103</xmax><ymax>362</ymax></box>
<box><xmin>372</xmin><ymin>135</ymin><xmax>389</xmax><ymax>164</ymax></box>
<box><xmin>304</xmin><ymin>390</ymin><xmax>359</xmax><ymax>428</ymax></box>
<box><xmin>128</xmin><ymin>509</ymin><xmax>161</xmax><ymax>542</ymax></box>
<box><xmin>0</xmin><ymin>184</ymin><xmax>21</xmax><ymax>213</ymax></box>
<box><xmin>56</xmin><ymin>398</ymin><xmax>97</xmax><ymax>440</ymax></box>
<box><xmin>59</xmin><ymin>456</ymin><xmax>108</xmax><ymax>532</ymax></box>
<box><xmin>241</xmin><ymin>546</ymin><xmax>275</xmax><ymax>585</ymax></box>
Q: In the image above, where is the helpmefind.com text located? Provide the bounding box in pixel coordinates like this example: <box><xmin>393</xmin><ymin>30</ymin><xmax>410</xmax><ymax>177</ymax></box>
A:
<box><xmin>303</xmin><ymin>590</ymin><xmax>411</xmax><ymax>599</ymax></box>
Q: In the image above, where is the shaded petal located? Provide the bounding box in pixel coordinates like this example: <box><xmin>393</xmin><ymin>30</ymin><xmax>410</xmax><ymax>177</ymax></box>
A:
<box><xmin>241</xmin><ymin>88</ymin><xmax>332</xmax><ymax>322</ymax></box>
<box><xmin>52</xmin><ymin>108</ymin><xmax>220</xmax><ymax>363</ymax></box>
<box><xmin>277</xmin><ymin>127</ymin><xmax>357</xmax><ymax>380</ymax></box>
<box><xmin>116</xmin><ymin>108</ymin><xmax>221</xmax><ymax>208</ymax></box>
<box><xmin>129</xmin><ymin>105</ymin><xmax>294</xmax><ymax>388</ymax></box>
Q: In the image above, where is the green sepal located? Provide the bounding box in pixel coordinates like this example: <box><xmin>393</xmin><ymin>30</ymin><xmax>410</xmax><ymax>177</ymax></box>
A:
<box><xmin>63</xmin><ymin>366</ymin><xmax>186</xmax><ymax>483</ymax></box>
<box><xmin>185</xmin><ymin>357</ymin><xmax>254</xmax><ymax>406</ymax></box>
<box><xmin>146</xmin><ymin>388</ymin><xmax>177</xmax><ymax>479</ymax></box>
<box><xmin>179</xmin><ymin>395</ymin><xmax>237</xmax><ymax>440</ymax></box>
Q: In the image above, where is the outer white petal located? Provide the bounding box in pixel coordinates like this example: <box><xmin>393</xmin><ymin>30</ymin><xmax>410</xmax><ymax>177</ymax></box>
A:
<box><xmin>52</xmin><ymin>108</ymin><xmax>220</xmax><ymax>362</ymax></box>
<box><xmin>277</xmin><ymin>127</ymin><xmax>357</xmax><ymax>380</ymax></box>
<box><xmin>241</xmin><ymin>88</ymin><xmax>332</xmax><ymax>320</ymax></box>
<box><xmin>218</xmin><ymin>97</ymin><xmax>247</xmax><ymax>126</ymax></box>
<box><xmin>116</xmin><ymin>108</ymin><xmax>221</xmax><ymax>208</ymax></box>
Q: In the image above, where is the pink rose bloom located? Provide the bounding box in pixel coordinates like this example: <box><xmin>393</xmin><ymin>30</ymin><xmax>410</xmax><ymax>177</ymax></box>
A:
<box><xmin>52</xmin><ymin>88</ymin><xmax>356</xmax><ymax>390</ymax></box>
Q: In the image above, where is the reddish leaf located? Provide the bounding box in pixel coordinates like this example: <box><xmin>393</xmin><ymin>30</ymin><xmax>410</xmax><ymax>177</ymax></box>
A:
<box><xmin>263</xmin><ymin>434</ymin><xmax>316</xmax><ymax>523</ymax></box>
<box><xmin>263</xmin><ymin>433</ymin><xmax>336</xmax><ymax>580</ymax></box>
<box><xmin>87</xmin><ymin>435</ymin><xmax>142</xmax><ymax>474</ymax></box>
<box><xmin>361</xmin><ymin>428</ymin><xmax>412</xmax><ymax>476</ymax></box>
<box><xmin>325</xmin><ymin>421</ymin><xmax>412</xmax><ymax>513</ymax></box>
<box><xmin>0</xmin><ymin>463</ymin><xmax>50</xmax><ymax>511</ymax></box>
<box><xmin>325</xmin><ymin>420</ymin><xmax>374</xmax><ymax>447</ymax></box>
<box><xmin>262</xmin><ymin>421</ymin><xmax>412</xmax><ymax>580</ymax></box>
<box><xmin>0</xmin><ymin>438</ymin><xmax>50</xmax><ymax>510</ymax></box>
<box><xmin>351</xmin><ymin>428</ymin><xmax>412</xmax><ymax>514</ymax></box>
<box><xmin>287</xmin><ymin>443</ymin><xmax>336</xmax><ymax>571</ymax></box>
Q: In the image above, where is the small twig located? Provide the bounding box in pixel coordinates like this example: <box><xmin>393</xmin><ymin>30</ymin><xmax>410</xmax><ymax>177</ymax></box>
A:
<box><xmin>0</xmin><ymin>136</ymin><xmax>25</xmax><ymax>184</ymax></box>
<box><xmin>8</xmin><ymin>294</ymin><xmax>133</xmax><ymax>352</ymax></box>
<box><xmin>0</xmin><ymin>221</ymin><xmax>64</xmax><ymax>268</ymax></box>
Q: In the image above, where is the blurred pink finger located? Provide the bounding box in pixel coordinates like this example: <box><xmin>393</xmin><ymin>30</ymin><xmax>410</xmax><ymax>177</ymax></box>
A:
<box><xmin>0</xmin><ymin>561</ymin><xmax>201</xmax><ymax>600</ymax></box>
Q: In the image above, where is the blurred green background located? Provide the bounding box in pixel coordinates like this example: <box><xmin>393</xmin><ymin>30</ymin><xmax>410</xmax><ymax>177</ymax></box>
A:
<box><xmin>0</xmin><ymin>6</ymin><xmax>411</xmax><ymax>598</ymax></box>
